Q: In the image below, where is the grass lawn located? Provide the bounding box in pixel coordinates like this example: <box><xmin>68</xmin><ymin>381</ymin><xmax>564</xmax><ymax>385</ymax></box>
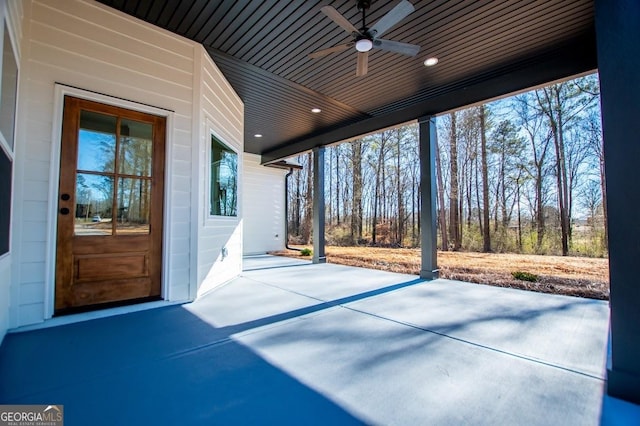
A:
<box><xmin>271</xmin><ymin>246</ymin><xmax>609</xmax><ymax>300</ymax></box>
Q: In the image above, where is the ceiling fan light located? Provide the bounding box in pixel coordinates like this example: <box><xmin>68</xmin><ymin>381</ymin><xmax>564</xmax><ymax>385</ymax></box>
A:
<box><xmin>424</xmin><ymin>57</ymin><xmax>439</xmax><ymax>66</ymax></box>
<box><xmin>355</xmin><ymin>38</ymin><xmax>373</xmax><ymax>52</ymax></box>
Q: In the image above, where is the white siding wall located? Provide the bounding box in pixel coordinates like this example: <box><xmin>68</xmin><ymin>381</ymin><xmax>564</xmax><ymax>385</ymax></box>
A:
<box><xmin>0</xmin><ymin>0</ymin><xmax>23</xmax><ymax>344</ymax></box>
<box><xmin>9</xmin><ymin>0</ymin><xmax>243</xmax><ymax>327</ymax></box>
<box><xmin>196</xmin><ymin>51</ymin><xmax>244</xmax><ymax>297</ymax></box>
<box><xmin>242</xmin><ymin>154</ymin><xmax>286</xmax><ymax>255</ymax></box>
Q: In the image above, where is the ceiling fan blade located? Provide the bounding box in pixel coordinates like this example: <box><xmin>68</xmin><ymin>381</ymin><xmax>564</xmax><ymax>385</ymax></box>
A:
<box><xmin>356</xmin><ymin>51</ymin><xmax>369</xmax><ymax>77</ymax></box>
<box><xmin>308</xmin><ymin>43</ymin><xmax>352</xmax><ymax>59</ymax></box>
<box><xmin>369</xmin><ymin>0</ymin><xmax>415</xmax><ymax>38</ymax></box>
<box><xmin>320</xmin><ymin>5</ymin><xmax>359</xmax><ymax>34</ymax></box>
<box><xmin>374</xmin><ymin>38</ymin><xmax>420</xmax><ymax>56</ymax></box>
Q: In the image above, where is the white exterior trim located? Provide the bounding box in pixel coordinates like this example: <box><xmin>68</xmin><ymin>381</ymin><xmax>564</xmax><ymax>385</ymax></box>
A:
<box><xmin>45</xmin><ymin>84</ymin><xmax>175</xmax><ymax>319</ymax></box>
<box><xmin>205</xmin><ymin>122</ymin><xmax>241</xmax><ymax>225</ymax></box>
<box><xmin>0</xmin><ymin>0</ymin><xmax>22</xmax><ymax>343</ymax></box>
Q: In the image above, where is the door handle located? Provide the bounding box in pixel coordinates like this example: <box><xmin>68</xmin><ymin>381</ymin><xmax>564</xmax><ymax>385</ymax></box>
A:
<box><xmin>59</xmin><ymin>207</ymin><xmax>70</xmax><ymax>215</ymax></box>
<box><xmin>60</xmin><ymin>193</ymin><xmax>70</xmax><ymax>201</ymax></box>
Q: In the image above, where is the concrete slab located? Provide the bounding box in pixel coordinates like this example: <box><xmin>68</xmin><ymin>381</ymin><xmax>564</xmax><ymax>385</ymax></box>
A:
<box><xmin>236</xmin><ymin>305</ymin><xmax>606</xmax><ymax>425</ymax></box>
<box><xmin>0</xmin><ymin>255</ymin><xmax>637</xmax><ymax>425</ymax></box>
<box><xmin>345</xmin><ymin>278</ymin><xmax>610</xmax><ymax>378</ymax></box>
<box><xmin>243</xmin><ymin>257</ymin><xmax>422</xmax><ymax>302</ymax></box>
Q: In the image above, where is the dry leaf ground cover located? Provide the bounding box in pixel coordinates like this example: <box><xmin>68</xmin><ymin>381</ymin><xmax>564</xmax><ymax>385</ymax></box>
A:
<box><xmin>271</xmin><ymin>246</ymin><xmax>609</xmax><ymax>300</ymax></box>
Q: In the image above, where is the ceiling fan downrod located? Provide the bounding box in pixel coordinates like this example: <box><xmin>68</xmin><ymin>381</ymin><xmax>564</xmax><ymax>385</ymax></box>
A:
<box><xmin>357</xmin><ymin>0</ymin><xmax>372</xmax><ymax>30</ymax></box>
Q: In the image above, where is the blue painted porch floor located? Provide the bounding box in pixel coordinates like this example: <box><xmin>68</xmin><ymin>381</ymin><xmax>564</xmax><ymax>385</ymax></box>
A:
<box><xmin>1</xmin><ymin>255</ymin><xmax>639</xmax><ymax>425</ymax></box>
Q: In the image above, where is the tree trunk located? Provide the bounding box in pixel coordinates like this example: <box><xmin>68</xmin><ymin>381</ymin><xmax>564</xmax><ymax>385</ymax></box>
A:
<box><xmin>351</xmin><ymin>140</ymin><xmax>363</xmax><ymax>243</ymax></box>
<box><xmin>302</xmin><ymin>152</ymin><xmax>313</xmax><ymax>244</ymax></box>
<box><xmin>516</xmin><ymin>174</ymin><xmax>523</xmax><ymax>251</ymax></box>
<box><xmin>538</xmin><ymin>87</ymin><xmax>570</xmax><ymax>256</ymax></box>
<box><xmin>449</xmin><ymin>112</ymin><xmax>461</xmax><ymax>250</ymax></box>
<box><xmin>535</xmin><ymin>163</ymin><xmax>545</xmax><ymax>253</ymax></box>
<box><xmin>475</xmin><ymin>160</ymin><xmax>482</xmax><ymax>236</ymax></box>
<box><xmin>480</xmin><ymin>106</ymin><xmax>491</xmax><ymax>252</ymax></box>
<box><xmin>555</xmin><ymin>90</ymin><xmax>571</xmax><ymax>256</ymax></box>
<box><xmin>435</xmin><ymin>137</ymin><xmax>448</xmax><ymax>250</ymax></box>
<box><xmin>294</xmin><ymin>161</ymin><xmax>301</xmax><ymax>236</ymax></box>
<box><xmin>600</xmin><ymin>154</ymin><xmax>608</xmax><ymax>250</ymax></box>
<box><xmin>396</xmin><ymin>133</ymin><xmax>404</xmax><ymax>245</ymax></box>
<box><xmin>335</xmin><ymin>147</ymin><xmax>340</xmax><ymax>225</ymax></box>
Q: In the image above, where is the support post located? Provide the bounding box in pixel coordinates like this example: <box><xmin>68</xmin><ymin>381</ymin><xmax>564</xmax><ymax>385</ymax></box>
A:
<box><xmin>312</xmin><ymin>147</ymin><xmax>326</xmax><ymax>264</ymax></box>
<box><xmin>595</xmin><ymin>0</ymin><xmax>640</xmax><ymax>404</ymax></box>
<box><xmin>419</xmin><ymin>116</ymin><xmax>439</xmax><ymax>279</ymax></box>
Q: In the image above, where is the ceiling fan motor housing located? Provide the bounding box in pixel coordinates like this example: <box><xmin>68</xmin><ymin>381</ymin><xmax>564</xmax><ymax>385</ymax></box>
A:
<box><xmin>357</xmin><ymin>0</ymin><xmax>372</xmax><ymax>10</ymax></box>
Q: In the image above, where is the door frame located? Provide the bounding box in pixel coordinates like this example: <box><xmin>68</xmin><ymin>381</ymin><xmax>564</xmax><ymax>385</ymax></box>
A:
<box><xmin>45</xmin><ymin>84</ymin><xmax>175</xmax><ymax>319</ymax></box>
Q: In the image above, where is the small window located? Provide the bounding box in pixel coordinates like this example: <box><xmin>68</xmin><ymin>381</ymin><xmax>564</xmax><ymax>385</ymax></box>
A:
<box><xmin>0</xmin><ymin>24</ymin><xmax>17</xmax><ymax>255</ymax></box>
<box><xmin>210</xmin><ymin>135</ymin><xmax>237</xmax><ymax>217</ymax></box>
<box><xmin>0</xmin><ymin>26</ymin><xmax>17</xmax><ymax>150</ymax></box>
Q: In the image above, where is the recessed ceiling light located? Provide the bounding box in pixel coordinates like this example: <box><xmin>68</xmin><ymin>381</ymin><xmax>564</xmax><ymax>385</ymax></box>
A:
<box><xmin>254</xmin><ymin>134</ymin><xmax>263</xmax><ymax>138</ymax></box>
<box><xmin>311</xmin><ymin>108</ymin><xmax>322</xmax><ymax>113</ymax></box>
<box><xmin>424</xmin><ymin>57</ymin><xmax>439</xmax><ymax>66</ymax></box>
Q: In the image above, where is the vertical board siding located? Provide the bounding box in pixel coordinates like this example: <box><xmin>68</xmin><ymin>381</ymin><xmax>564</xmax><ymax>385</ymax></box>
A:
<box><xmin>196</xmin><ymin>49</ymin><xmax>244</xmax><ymax>297</ymax></box>
<box><xmin>242</xmin><ymin>154</ymin><xmax>286</xmax><ymax>255</ymax></box>
<box><xmin>8</xmin><ymin>0</ymin><xmax>239</xmax><ymax>327</ymax></box>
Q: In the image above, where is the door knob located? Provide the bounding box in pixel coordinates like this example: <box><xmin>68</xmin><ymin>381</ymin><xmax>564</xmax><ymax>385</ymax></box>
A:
<box><xmin>59</xmin><ymin>207</ymin><xmax>70</xmax><ymax>215</ymax></box>
<box><xmin>60</xmin><ymin>193</ymin><xmax>70</xmax><ymax>201</ymax></box>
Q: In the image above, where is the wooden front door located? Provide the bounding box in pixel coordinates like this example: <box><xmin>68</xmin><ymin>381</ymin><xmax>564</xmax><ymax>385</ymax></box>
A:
<box><xmin>55</xmin><ymin>96</ymin><xmax>166</xmax><ymax>313</ymax></box>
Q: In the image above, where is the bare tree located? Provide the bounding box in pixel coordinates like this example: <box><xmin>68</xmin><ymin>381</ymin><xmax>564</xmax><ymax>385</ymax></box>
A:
<box><xmin>480</xmin><ymin>105</ymin><xmax>491</xmax><ymax>252</ymax></box>
<box><xmin>350</xmin><ymin>139</ymin><xmax>363</xmax><ymax>243</ymax></box>
<box><xmin>584</xmin><ymin>110</ymin><xmax>607</xmax><ymax>249</ymax></box>
<box><xmin>448</xmin><ymin>112</ymin><xmax>462</xmax><ymax>250</ymax></box>
<box><xmin>534</xmin><ymin>77</ymin><xmax>599</xmax><ymax>255</ymax></box>
<box><xmin>514</xmin><ymin>94</ymin><xmax>552</xmax><ymax>253</ymax></box>
<box><xmin>435</xmin><ymin>133</ymin><xmax>448</xmax><ymax>250</ymax></box>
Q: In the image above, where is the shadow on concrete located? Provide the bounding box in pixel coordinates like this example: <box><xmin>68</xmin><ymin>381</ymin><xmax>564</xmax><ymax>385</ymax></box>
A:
<box><xmin>0</xmin><ymin>277</ymin><xmax>426</xmax><ymax>425</ymax></box>
<box><xmin>0</xmin><ymin>304</ymin><xmax>366</xmax><ymax>425</ymax></box>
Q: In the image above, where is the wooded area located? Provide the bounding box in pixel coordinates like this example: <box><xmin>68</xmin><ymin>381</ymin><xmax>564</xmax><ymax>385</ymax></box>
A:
<box><xmin>287</xmin><ymin>74</ymin><xmax>606</xmax><ymax>257</ymax></box>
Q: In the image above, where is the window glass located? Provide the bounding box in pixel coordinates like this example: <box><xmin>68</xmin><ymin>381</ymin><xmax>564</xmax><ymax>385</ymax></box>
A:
<box><xmin>0</xmin><ymin>26</ymin><xmax>17</xmax><ymax>150</ymax></box>
<box><xmin>116</xmin><ymin>177</ymin><xmax>150</xmax><ymax>234</ymax></box>
<box><xmin>74</xmin><ymin>173</ymin><xmax>114</xmax><ymax>236</ymax></box>
<box><xmin>118</xmin><ymin>119</ymin><xmax>153</xmax><ymax>177</ymax></box>
<box><xmin>78</xmin><ymin>111</ymin><xmax>117</xmax><ymax>173</ymax></box>
<box><xmin>0</xmin><ymin>146</ymin><xmax>11</xmax><ymax>254</ymax></box>
<box><xmin>210</xmin><ymin>136</ymin><xmax>237</xmax><ymax>217</ymax></box>
<box><xmin>75</xmin><ymin>111</ymin><xmax>154</xmax><ymax>235</ymax></box>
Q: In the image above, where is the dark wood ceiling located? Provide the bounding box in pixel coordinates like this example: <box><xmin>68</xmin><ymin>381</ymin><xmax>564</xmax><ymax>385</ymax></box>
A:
<box><xmin>98</xmin><ymin>0</ymin><xmax>597</xmax><ymax>162</ymax></box>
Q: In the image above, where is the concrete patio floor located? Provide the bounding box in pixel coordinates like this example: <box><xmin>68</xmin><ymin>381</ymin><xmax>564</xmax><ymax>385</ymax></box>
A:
<box><xmin>1</xmin><ymin>255</ymin><xmax>639</xmax><ymax>425</ymax></box>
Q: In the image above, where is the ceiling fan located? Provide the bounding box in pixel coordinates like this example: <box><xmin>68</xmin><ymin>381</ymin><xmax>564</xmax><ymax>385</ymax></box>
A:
<box><xmin>309</xmin><ymin>0</ymin><xmax>420</xmax><ymax>77</ymax></box>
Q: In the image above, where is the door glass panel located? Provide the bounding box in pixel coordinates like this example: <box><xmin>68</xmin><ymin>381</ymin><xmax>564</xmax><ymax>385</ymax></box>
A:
<box><xmin>116</xmin><ymin>177</ymin><xmax>151</xmax><ymax>234</ymax></box>
<box><xmin>74</xmin><ymin>173</ymin><xmax>113</xmax><ymax>236</ymax></box>
<box><xmin>78</xmin><ymin>111</ymin><xmax>117</xmax><ymax>173</ymax></box>
<box><xmin>119</xmin><ymin>119</ymin><xmax>153</xmax><ymax>177</ymax></box>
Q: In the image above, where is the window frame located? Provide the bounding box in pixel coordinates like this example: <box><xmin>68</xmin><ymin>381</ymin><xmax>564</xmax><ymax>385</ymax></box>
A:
<box><xmin>206</xmin><ymin>128</ymin><xmax>239</xmax><ymax>221</ymax></box>
<box><xmin>0</xmin><ymin>18</ymin><xmax>19</xmax><ymax>259</ymax></box>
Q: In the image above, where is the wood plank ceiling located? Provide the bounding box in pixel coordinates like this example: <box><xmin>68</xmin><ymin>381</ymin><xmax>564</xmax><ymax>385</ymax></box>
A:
<box><xmin>97</xmin><ymin>0</ymin><xmax>596</xmax><ymax>162</ymax></box>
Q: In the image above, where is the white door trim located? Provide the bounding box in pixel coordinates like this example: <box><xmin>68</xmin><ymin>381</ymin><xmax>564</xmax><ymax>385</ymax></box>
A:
<box><xmin>45</xmin><ymin>84</ymin><xmax>175</xmax><ymax>319</ymax></box>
